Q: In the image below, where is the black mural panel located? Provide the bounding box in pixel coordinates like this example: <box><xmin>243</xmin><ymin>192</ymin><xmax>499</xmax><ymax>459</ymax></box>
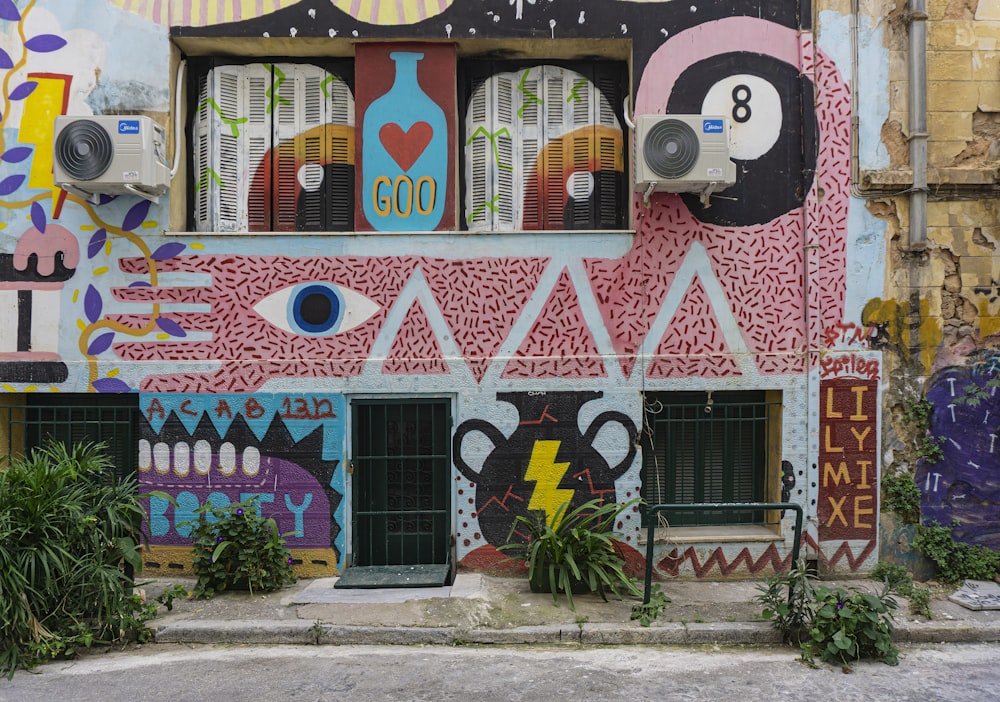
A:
<box><xmin>453</xmin><ymin>391</ymin><xmax>637</xmax><ymax>547</ymax></box>
<box><xmin>666</xmin><ymin>52</ymin><xmax>817</xmax><ymax>226</ymax></box>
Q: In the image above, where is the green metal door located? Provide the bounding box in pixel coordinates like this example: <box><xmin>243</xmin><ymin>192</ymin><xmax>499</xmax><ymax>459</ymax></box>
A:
<box><xmin>352</xmin><ymin>400</ymin><xmax>451</xmax><ymax>567</ymax></box>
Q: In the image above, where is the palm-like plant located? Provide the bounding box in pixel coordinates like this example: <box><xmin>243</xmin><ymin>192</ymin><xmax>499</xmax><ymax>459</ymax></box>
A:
<box><xmin>500</xmin><ymin>498</ymin><xmax>642</xmax><ymax>610</ymax></box>
<box><xmin>0</xmin><ymin>441</ymin><xmax>150</xmax><ymax>677</ymax></box>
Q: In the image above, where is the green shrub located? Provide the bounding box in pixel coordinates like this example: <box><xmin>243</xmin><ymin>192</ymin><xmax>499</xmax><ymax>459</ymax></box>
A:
<box><xmin>880</xmin><ymin>472</ymin><xmax>922</xmax><ymax>524</ymax></box>
<box><xmin>914</xmin><ymin>522</ymin><xmax>1000</xmax><ymax>585</ymax></box>
<box><xmin>0</xmin><ymin>441</ymin><xmax>155</xmax><ymax>678</ymax></box>
<box><xmin>187</xmin><ymin>497</ymin><xmax>296</xmax><ymax>598</ymax></box>
<box><xmin>757</xmin><ymin>561</ymin><xmax>899</xmax><ymax>668</ymax></box>
<box><xmin>499</xmin><ymin>498</ymin><xmax>642</xmax><ymax>611</ymax></box>
<box><xmin>901</xmin><ymin>398</ymin><xmax>944</xmax><ymax>464</ymax></box>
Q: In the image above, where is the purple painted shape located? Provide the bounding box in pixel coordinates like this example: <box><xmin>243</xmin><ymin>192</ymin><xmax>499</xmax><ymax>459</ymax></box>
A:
<box><xmin>30</xmin><ymin>201</ymin><xmax>46</xmax><ymax>233</ymax></box>
<box><xmin>0</xmin><ymin>174</ymin><xmax>24</xmax><ymax>195</ymax></box>
<box><xmin>122</xmin><ymin>199</ymin><xmax>151</xmax><ymax>232</ymax></box>
<box><xmin>84</xmin><ymin>284</ymin><xmax>102</xmax><ymax>323</ymax></box>
<box><xmin>92</xmin><ymin>377</ymin><xmax>132</xmax><ymax>393</ymax></box>
<box><xmin>8</xmin><ymin>82</ymin><xmax>37</xmax><ymax>101</ymax></box>
<box><xmin>151</xmin><ymin>242</ymin><xmax>186</xmax><ymax>261</ymax></box>
<box><xmin>0</xmin><ymin>0</ymin><xmax>20</xmax><ymax>22</ymax></box>
<box><xmin>24</xmin><ymin>34</ymin><xmax>67</xmax><ymax>53</ymax></box>
<box><xmin>155</xmin><ymin>316</ymin><xmax>186</xmax><ymax>337</ymax></box>
<box><xmin>87</xmin><ymin>229</ymin><xmax>107</xmax><ymax>259</ymax></box>
<box><xmin>1</xmin><ymin>146</ymin><xmax>31</xmax><ymax>163</ymax></box>
<box><xmin>0</xmin><ymin>47</ymin><xmax>13</xmax><ymax>69</ymax></box>
<box><xmin>87</xmin><ymin>332</ymin><xmax>115</xmax><ymax>356</ymax></box>
<box><xmin>916</xmin><ymin>363</ymin><xmax>1000</xmax><ymax>549</ymax></box>
<box><xmin>142</xmin><ymin>454</ymin><xmax>332</xmax><ymax>549</ymax></box>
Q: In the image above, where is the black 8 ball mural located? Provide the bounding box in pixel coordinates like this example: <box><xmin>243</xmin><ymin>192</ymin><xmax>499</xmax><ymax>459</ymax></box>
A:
<box><xmin>667</xmin><ymin>52</ymin><xmax>818</xmax><ymax>227</ymax></box>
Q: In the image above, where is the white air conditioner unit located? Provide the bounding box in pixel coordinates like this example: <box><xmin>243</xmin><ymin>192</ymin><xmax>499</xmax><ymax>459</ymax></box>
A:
<box><xmin>53</xmin><ymin>115</ymin><xmax>169</xmax><ymax>203</ymax></box>
<box><xmin>634</xmin><ymin>114</ymin><xmax>736</xmax><ymax>196</ymax></box>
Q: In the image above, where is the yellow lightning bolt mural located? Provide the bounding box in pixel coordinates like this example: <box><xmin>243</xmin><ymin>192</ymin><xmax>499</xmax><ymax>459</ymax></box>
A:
<box><xmin>19</xmin><ymin>73</ymin><xmax>71</xmax><ymax>217</ymax></box>
<box><xmin>525</xmin><ymin>440</ymin><xmax>574</xmax><ymax>527</ymax></box>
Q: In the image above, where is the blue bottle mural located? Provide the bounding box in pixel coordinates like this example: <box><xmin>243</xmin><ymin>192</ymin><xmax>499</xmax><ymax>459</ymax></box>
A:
<box><xmin>362</xmin><ymin>51</ymin><xmax>448</xmax><ymax>231</ymax></box>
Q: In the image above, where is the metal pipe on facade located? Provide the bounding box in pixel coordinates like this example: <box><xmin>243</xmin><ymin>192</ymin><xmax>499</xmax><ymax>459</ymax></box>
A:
<box><xmin>908</xmin><ymin>0</ymin><xmax>928</xmax><ymax>249</ymax></box>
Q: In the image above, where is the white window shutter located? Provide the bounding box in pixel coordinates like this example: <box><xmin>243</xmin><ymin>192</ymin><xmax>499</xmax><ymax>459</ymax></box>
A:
<box><xmin>271</xmin><ymin>63</ymin><xmax>300</xmax><ymax>232</ymax></box>
<box><xmin>465</xmin><ymin>79</ymin><xmax>490</xmax><ymax>230</ymax></box>
<box><xmin>192</xmin><ymin>72</ymin><xmax>212</xmax><ymax>231</ymax></box>
<box><xmin>517</xmin><ymin>68</ymin><xmax>543</xmax><ymax>230</ymax></box>
<box><xmin>465</xmin><ymin>72</ymin><xmax>517</xmax><ymax>232</ymax></box>
<box><xmin>245</xmin><ymin>67</ymin><xmax>270</xmax><ymax>231</ymax></box>
<box><xmin>212</xmin><ymin>65</ymin><xmax>250</xmax><ymax>232</ymax></box>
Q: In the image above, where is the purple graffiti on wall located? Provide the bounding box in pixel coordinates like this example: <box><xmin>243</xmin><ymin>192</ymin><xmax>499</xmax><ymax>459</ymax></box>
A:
<box><xmin>140</xmin><ymin>405</ymin><xmax>343</xmax><ymax>558</ymax></box>
<box><xmin>916</xmin><ymin>351</ymin><xmax>1000</xmax><ymax>549</ymax></box>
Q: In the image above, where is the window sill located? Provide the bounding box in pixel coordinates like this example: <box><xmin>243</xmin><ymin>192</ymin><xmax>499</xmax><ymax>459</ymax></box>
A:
<box><xmin>637</xmin><ymin>524</ymin><xmax>781</xmax><ymax>546</ymax></box>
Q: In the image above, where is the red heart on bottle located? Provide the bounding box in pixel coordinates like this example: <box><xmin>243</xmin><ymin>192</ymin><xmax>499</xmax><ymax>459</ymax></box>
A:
<box><xmin>378</xmin><ymin>121</ymin><xmax>433</xmax><ymax>172</ymax></box>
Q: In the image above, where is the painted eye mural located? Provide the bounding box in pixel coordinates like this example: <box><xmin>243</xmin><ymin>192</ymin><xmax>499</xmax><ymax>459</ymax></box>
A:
<box><xmin>253</xmin><ymin>281</ymin><xmax>380</xmax><ymax>336</ymax></box>
<box><xmin>463</xmin><ymin>63</ymin><xmax>628</xmax><ymax>231</ymax></box>
<box><xmin>666</xmin><ymin>52</ymin><xmax>818</xmax><ymax>227</ymax></box>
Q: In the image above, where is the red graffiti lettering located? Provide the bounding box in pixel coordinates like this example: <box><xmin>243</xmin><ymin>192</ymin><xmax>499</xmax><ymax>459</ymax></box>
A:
<box><xmin>280</xmin><ymin>397</ymin><xmax>338</xmax><ymax>420</ymax></box>
<box><xmin>244</xmin><ymin>398</ymin><xmax>265</xmax><ymax>419</ymax></box>
<box><xmin>215</xmin><ymin>399</ymin><xmax>232</xmax><ymax>419</ymax></box>
<box><xmin>145</xmin><ymin>397</ymin><xmax>165</xmax><ymax>421</ymax></box>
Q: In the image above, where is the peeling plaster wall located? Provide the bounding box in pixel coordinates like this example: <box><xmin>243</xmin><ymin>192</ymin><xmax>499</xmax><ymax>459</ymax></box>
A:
<box><xmin>860</xmin><ymin>0</ymin><xmax>1000</xmax><ymax>548</ymax></box>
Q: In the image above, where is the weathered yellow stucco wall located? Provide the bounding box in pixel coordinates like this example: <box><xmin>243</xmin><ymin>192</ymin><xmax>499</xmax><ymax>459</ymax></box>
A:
<box><xmin>871</xmin><ymin>0</ymin><xmax>1000</xmax><ymax>384</ymax></box>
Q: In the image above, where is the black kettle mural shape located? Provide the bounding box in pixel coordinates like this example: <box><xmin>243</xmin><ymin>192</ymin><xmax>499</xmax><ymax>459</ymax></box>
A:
<box><xmin>453</xmin><ymin>391</ymin><xmax>638</xmax><ymax>547</ymax></box>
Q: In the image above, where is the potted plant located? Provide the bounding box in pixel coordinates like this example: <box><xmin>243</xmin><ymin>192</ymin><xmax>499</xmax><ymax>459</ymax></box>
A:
<box><xmin>499</xmin><ymin>498</ymin><xmax>642</xmax><ymax>610</ymax></box>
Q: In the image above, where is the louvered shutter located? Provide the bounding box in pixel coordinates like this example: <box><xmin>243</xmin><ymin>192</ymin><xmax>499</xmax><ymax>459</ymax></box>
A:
<box><xmin>192</xmin><ymin>72</ymin><xmax>212</xmax><ymax>231</ymax></box>
<box><xmin>565</xmin><ymin>67</ymin><xmax>595</xmax><ymax>229</ymax></box>
<box><xmin>595</xmin><ymin>67</ymin><xmax>626</xmax><ymax>229</ymax></box>
<box><xmin>465</xmin><ymin>72</ymin><xmax>517</xmax><ymax>232</ymax></box>
<box><xmin>517</xmin><ymin>69</ymin><xmax>542</xmax><ymax>230</ymax></box>
<box><xmin>195</xmin><ymin>65</ymin><xmax>249</xmax><ymax>232</ymax></box>
<box><xmin>196</xmin><ymin>61</ymin><xmax>354</xmax><ymax>233</ymax></box>
<box><xmin>325</xmin><ymin>76</ymin><xmax>355</xmax><ymax>231</ymax></box>
<box><xmin>271</xmin><ymin>64</ymin><xmax>355</xmax><ymax>232</ymax></box>
<box><xmin>244</xmin><ymin>66</ymin><xmax>270</xmax><ymax>231</ymax></box>
<box><xmin>271</xmin><ymin>64</ymin><xmax>300</xmax><ymax>232</ymax></box>
<box><xmin>465</xmin><ymin>76</ymin><xmax>489</xmax><ymax>230</ymax></box>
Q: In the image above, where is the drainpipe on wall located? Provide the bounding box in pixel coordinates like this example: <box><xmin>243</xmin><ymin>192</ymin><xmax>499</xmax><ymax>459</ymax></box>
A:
<box><xmin>908</xmin><ymin>0</ymin><xmax>928</xmax><ymax>250</ymax></box>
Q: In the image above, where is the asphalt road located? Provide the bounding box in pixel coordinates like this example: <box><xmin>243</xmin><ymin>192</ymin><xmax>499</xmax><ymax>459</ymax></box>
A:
<box><xmin>1</xmin><ymin>642</ymin><xmax>997</xmax><ymax>701</ymax></box>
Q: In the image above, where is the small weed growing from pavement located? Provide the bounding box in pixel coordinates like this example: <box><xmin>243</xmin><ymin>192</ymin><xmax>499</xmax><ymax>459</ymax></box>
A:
<box><xmin>869</xmin><ymin>562</ymin><xmax>931</xmax><ymax>619</ymax></box>
<box><xmin>755</xmin><ymin>560</ymin><xmax>817</xmax><ymax>644</ymax></box>
<box><xmin>187</xmin><ymin>497</ymin><xmax>296</xmax><ymax>598</ymax></box>
<box><xmin>756</xmin><ymin>561</ymin><xmax>899</xmax><ymax>668</ymax></box>
<box><xmin>630</xmin><ymin>584</ymin><xmax>670</xmax><ymax>627</ymax></box>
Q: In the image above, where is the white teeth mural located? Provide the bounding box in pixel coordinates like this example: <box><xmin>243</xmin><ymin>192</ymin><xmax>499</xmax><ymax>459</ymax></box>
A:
<box><xmin>138</xmin><ymin>439</ymin><xmax>262</xmax><ymax>479</ymax></box>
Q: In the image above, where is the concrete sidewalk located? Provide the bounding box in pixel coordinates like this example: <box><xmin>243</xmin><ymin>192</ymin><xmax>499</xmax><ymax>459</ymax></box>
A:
<box><xmin>142</xmin><ymin>574</ymin><xmax>1000</xmax><ymax>648</ymax></box>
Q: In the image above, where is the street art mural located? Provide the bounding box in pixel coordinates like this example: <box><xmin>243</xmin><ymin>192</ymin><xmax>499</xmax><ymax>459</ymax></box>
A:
<box><xmin>817</xmin><ymin>375</ymin><xmax>879</xmax><ymax>563</ymax></box>
<box><xmin>356</xmin><ymin>43</ymin><xmax>454</xmax><ymax>232</ymax></box>
<box><xmin>139</xmin><ymin>393</ymin><xmax>345</xmax><ymax>575</ymax></box>
<box><xmin>0</xmin><ymin>0</ymin><xmax>887</xmax><ymax>578</ymax></box>
<box><xmin>453</xmin><ymin>391</ymin><xmax>638</xmax><ymax>565</ymax></box>
<box><xmin>916</xmin><ymin>351</ymin><xmax>1000</xmax><ymax>550</ymax></box>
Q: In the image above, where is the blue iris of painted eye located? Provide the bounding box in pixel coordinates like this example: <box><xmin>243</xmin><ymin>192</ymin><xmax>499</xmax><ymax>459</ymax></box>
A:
<box><xmin>253</xmin><ymin>282</ymin><xmax>379</xmax><ymax>337</ymax></box>
<box><xmin>291</xmin><ymin>284</ymin><xmax>343</xmax><ymax>334</ymax></box>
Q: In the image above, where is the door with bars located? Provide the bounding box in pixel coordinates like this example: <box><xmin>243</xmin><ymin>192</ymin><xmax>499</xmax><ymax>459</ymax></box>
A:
<box><xmin>351</xmin><ymin>399</ymin><xmax>451</xmax><ymax>567</ymax></box>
